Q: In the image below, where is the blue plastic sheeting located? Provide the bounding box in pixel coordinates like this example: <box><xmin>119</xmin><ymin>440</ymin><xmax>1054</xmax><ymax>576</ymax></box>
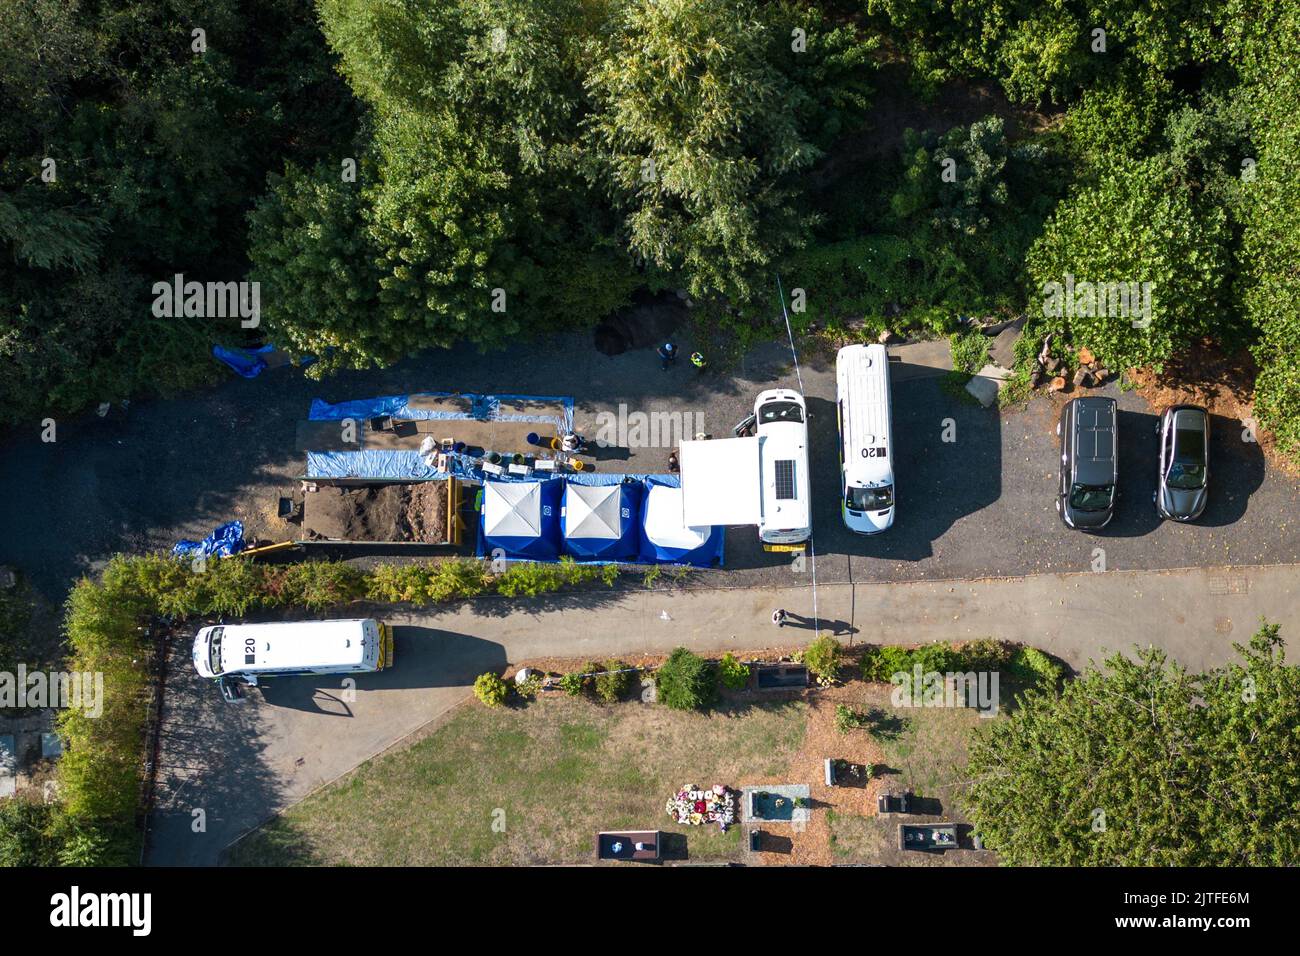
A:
<box><xmin>637</xmin><ymin>477</ymin><xmax>724</xmax><ymax>568</ymax></box>
<box><xmin>173</xmin><ymin>521</ymin><xmax>245</xmax><ymax>558</ymax></box>
<box><xmin>306</xmin><ymin>450</ymin><xmax>439</xmax><ymax>481</ymax></box>
<box><xmin>213</xmin><ymin>344</ymin><xmax>276</xmax><ymax>378</ymax></box>
<box><xmin>562</xmin><ymin>480</ymin><xmax>642</xmax><ymax>560</ymax></box>
<box><xmin>308</xmin><ymin>391</ymin><xmax>573</xmax><ymax>431</ymax></box>
<box><xmin>478</xmin><ymin>478</ymin><xmax>564</xmax><ymax>561</ymax></box>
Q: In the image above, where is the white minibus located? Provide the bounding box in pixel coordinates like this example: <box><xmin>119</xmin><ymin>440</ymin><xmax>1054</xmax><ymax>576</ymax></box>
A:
<box><xmin>192</xmin><ymin>618</ymin><xmax>393</xmax><ymax>702</ymax></box>
<box><xmin>836</xmin><ymin>344</ymin><xmax>895</xmax><ymax>533</ymax></box>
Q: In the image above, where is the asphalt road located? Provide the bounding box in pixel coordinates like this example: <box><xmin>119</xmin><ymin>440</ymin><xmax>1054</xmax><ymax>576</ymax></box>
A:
<box><xmin>2</xmin><ymin>329</ymin><xmax>1297</xmax><ymax>604</ymax></box>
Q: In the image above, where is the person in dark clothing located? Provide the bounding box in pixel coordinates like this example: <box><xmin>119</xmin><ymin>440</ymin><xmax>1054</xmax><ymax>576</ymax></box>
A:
<box><xmin>658</xmin><ymin>342</ymin><xmax>677</xmax><ymax>370</ymax></box>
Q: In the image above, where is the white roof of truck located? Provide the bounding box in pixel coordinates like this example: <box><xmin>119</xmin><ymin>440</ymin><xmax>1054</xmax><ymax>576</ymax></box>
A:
<box><xmin>679</xmin><ymin>437</ymin><xmax>763</xmax><ymax>526</ymax></box>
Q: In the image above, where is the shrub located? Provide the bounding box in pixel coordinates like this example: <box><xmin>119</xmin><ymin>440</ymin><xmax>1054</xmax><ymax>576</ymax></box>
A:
<box><xmin>959</xmin><ymin>639</ymin><xmax>1014</xmax><ymax>672</ymax></box>
<box><xmin>594</xmin><ymin>660</ymin><xmax>633</xmax><ymax>703</ymax></box>
<box><xmin>514</xmin><ymin>673</ymin><xmax>543</xmax><ymax>700</ymax></box>
<box><xmin>655</xmin><ymin>647</ymin><xmax>717</xmax><ymax>711</ymax></box>
<box><xmin>559</xmin><ymin>672</ymin><xmax>588</xmax><ymax>697</ymax></box>
<box><xmin>834</xmin><ymin>704</ymin><xmax>869</xmax><ymax>734</ymax></box>
<box><xmin>1009</xmin><ymin>647</ymin><xmax>1065</xmax><ymax>689</ymax></box>
<box><xmin>718</xmin><ymin>652</ymin><xmax>750</xmax><ymax>691</ymax></box>
<box><xmin>803</xmin><ymin>634</ymin><xmax>842</xmax><ymax>685</ymax></box>
<box><xmin>474</xmin><ymin>672</ymin><xmax>509</xmax><ymax>708</ymax></box>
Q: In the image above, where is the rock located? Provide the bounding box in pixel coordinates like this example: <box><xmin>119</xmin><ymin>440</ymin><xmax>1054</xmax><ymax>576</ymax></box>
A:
<box><xmin>1077</xmin><ymin>346</ymin><xmax>1095</xmax><ymax>366</ymax></box>
<box><xmin>1044</xmin><ymin>356</ymin><xmax>1060</xmax><ymax>373</ymax></box>
<box><xmin>878</xmin><ymin>329</ymin><xmax>900</xmax><ymax>344</ymax></box>
<box><xmin>1049</xmin><ymin>376</ymin><xmax>1067</xmax><ymax>392</ymax></box>
<box><xmin>1073</xmin><ymin>367</ymin><xmax>1095</xmax><ymax>388</ymax></box>
<box><xmin>1093</xmin><ymin>366</ymin><xmax>1109</xmax><ymax>383</ymax></box>
<box><xmin>1030</xmin><ymin>367</ymin><xmax>1045</xmax><ymax>387</ymax></box>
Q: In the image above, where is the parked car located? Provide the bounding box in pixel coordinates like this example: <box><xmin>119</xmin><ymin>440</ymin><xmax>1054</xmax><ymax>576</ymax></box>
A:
<box><xmin>1056</xmin><ymin>396</ymin><xmax>1117</xmax><ymax>530</ymax></box>
<box><xmin>1154</xmin><ymin>405</ymin><xmax>1210</xmax><ymax>521</ymax></box>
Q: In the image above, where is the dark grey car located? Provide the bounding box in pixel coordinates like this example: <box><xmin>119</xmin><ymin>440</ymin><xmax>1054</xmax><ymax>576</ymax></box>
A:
<box><xmin>1155</xmin><ymin>404</ymin><xmax>1209</xmax><ymax>521</ymax></box>
<box><xmin>1056</xmin><ymin>397</ymin><xmax>1117</xmax><ymax>531</ymax></box>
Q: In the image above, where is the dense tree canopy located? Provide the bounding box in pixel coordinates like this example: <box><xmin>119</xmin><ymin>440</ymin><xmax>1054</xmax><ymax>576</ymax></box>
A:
<box><xmin>2</xmin><ymin>0</ymin><xmax>1298</xmax><ymax>454</ymax></box>
<box><xmin>965</xmin><ymin>623</ymin><xmax>1300</xmax><ymax>865</ymax></box>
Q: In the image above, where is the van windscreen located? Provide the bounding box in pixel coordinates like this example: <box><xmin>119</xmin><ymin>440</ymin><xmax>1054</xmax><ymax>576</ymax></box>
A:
<box><xmin>848</xmin><ymin>485</ymin><xmax>893</xmax><ymax>511</ymax></box>
<box><xmin>209</xmin><ymin>626</ymin><xmax>224</xmax><ymax>676</ymax></box>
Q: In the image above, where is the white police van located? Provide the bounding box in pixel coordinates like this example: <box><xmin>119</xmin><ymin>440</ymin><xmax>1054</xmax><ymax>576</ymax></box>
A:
<box><xmin>836</xmin><ymin>344</ymin><xmax>895</xmax><ymax>533</ymax></box>
<box><xmin>192</xmin><ymin>618</ymin><xmax>393</xmax><ymax>702</ymax></box>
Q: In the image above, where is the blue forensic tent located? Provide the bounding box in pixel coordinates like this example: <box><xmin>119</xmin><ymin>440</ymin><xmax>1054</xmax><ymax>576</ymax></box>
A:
<box><xmin>480</xmin><ymin>479</ymin><xmax>563</xmax><ymax>560</ymax></box>
<box><xmin>562</xmin><ymin>480</ymin><xmax>641</xmax><ymax>560</ymax></box>
<box><xmin>637</xmin><ymin>478</ymin><xmax>724</xmax><ymax>567</ymax></box>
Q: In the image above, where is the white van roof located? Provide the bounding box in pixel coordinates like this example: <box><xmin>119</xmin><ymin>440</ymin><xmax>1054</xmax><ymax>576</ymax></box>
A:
<box><xmin>211</xmin><ymin>619</ymin><xmax>375</xmax><ymax>674</ymax></box>
<box><xmin>755</xmin><ymin>390</ymin><xmax>811</xmax><ymax>533</ymax></box>
<box><xmin>838</xmin><ymin>344</ymin><xmax>893</xmax><ymax>486</ymax></box>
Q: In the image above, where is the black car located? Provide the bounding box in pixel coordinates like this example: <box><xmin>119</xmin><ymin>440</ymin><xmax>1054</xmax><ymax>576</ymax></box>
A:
<box><xmin>1056</xmin><ymin>396</ymin><xmax>1117</xmax><ymax>531</ymax></box>
<box><xmin>1155</xmin><ymin>404</ymin><xmax>1209</xmax><ymax>521</ymax></box>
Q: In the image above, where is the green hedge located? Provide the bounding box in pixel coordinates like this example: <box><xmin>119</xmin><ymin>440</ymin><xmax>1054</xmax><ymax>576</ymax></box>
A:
<box><xmin>861</xmin><ymin>640</ymin><xmax>1061</xmax><ymax>689</ymax></box>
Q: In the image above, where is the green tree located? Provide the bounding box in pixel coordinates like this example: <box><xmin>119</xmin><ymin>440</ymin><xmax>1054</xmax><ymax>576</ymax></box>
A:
<box><xmin>966</xmin><ymin>622</ymin><xmax>1300</xmax><ymax>865</ymax></box>
<box><xmin>584</xmin><ymin>0</ymin><xmax>820</xmax><ymax>308</ymax></box>
<box><xmin>1025</xmin><ymin>155</ymin><xmax>1229</xmax><ymax>371</ymax></box>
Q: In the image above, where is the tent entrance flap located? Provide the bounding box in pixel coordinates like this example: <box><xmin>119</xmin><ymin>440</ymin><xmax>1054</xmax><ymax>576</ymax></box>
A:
<box><xmin>679</xmin><ymin>437</ymin><xmax>762</xmax><ymax>526</ymax></box>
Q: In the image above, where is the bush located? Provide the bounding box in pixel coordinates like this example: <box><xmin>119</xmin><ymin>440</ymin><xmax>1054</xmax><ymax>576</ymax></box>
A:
<box><xmin>558</xmin><ymin>672</ymin><xmax>588</xmax><ymax>697</ymax></box>
<box><xmin>514</xmin><ymin>673</ymin><xmax>543</xmax><ymax>700</ymax></box>
<box><xmin>1009</xmin><ymin>647</ymin><xmax>1066</xmax><ymax>689</ymax></box>
<box><xmin>959</xmin><ymin>639</ymin><xmax>1014</xmax><ymax>671</ymax></box>
<box><xmin>718</xmin><ymin>652</ymin><xmax>750</xmax><ymax>691</ymax></box>
<box><xmin>594</xmin><ymin>660</ymin><xmax>634</xmax><ymax>703</ymax></box>
<box><xmin>834</xmin><ymin>704</ymin><xmax>869</xmax><ymax>734</ymax></box>
<box><xmin>655</xmin><ymin>647</ymin><xmax>717</xmax><ymax>711</ymax></box>
<box><xmin>474</xmin><ymin>672</ymin><xmax>509</xmax><ymax>708</ymax></box>
<box><xmin>803</xmin><ymin>634</ymin><xmax>842</xmax><ymax>685</ymax></box>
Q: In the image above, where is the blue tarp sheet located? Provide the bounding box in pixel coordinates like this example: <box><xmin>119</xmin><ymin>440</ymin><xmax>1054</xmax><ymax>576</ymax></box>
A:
<box><xmin>308</xmin><ymin>391</ymin><xmax>573</xmax><ymax>429</ymax></box>
<box><xmin>213</xmin><ymin>344</ymin><xmax>276</xmax><ymax>378</ymax></box>
<box><xmin>173</xmin><ymin>521</ymin><xmax>245</xmax><ymax>558</ymax></box>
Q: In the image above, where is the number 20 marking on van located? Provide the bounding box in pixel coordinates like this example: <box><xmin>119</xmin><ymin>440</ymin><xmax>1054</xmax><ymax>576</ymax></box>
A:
<box><xmin>862</xmin><ymin>446</ymin><xmax>887</xmax><ymax>458</ymax></box>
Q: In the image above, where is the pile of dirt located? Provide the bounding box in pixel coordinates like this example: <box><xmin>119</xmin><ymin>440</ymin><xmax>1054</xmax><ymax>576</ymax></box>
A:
<box><xmin>303</xmin><ymin>482</ymin><xmax>449</xmax><ymax>543</ymax></box>
<box><xmin>1130</xmin><ymin>340</ymin><xmax>1294</xmax><ymax>472</ymax></box>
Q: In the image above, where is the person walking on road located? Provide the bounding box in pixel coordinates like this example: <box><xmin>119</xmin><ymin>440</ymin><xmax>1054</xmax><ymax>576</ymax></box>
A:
<box><xmin>772</xmin><ymin>608</ymin><xmax>787</xmax><ymax>627</ymax></box>
<box><xmin>658</xmin><ymin>342</ymin><xmax>677</xmax><ymax>371</ymax></box>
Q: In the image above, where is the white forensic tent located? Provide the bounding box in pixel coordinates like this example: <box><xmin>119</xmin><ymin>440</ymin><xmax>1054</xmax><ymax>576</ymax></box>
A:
<box><xmin>564</xmin><ymin>483</ymin><xmax>622</xmax><ymax>540</ymax></box>
<box><xmin>678</xmin><ymin>437</ymin><xmax>762</xmax><ymax>527</ymax></box>
<box><xmin>484</xmin><ymin>481</ymin><xmax>544</xmax><ymax>537</ymax></box>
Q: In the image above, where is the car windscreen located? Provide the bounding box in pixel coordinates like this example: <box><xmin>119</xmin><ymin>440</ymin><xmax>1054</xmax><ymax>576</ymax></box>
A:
<box><xmin>1069</xmin><ymin>483</ymin><xmax>1114</xmax><ymax>512</ymax></box>
<box><xmin>847</xmin><ymin>485</ymin><xmax>893</xmax><ymax>511</ymax></box>
<box><xmin>759</xmin><ymin>401</ymin><xmax>803</xmax><ymax>424</ymax></box>
<box><xmin>208</xmin><ymin>626</ymin><xmax>224</xmax><ymax>676</ymax></box>
<box><xmin>1165</xmin><ymin>461</ymin><xmax>1206</xmax><ymax>490</ymax></box>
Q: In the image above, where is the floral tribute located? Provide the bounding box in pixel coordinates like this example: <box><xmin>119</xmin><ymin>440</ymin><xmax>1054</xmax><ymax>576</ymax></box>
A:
<box><xmin>666</xmin><ymin>784</ymin><xmax>737</xmax><ymax>830</ymax></box>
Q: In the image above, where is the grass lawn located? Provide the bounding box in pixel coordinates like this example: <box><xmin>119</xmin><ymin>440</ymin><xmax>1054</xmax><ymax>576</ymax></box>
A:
<box><xmin>226</xmin><ymin>694</ymin><xmax>809</xmax><ymax>866</ymax></box>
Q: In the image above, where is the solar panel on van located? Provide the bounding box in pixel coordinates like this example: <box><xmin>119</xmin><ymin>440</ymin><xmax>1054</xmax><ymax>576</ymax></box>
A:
<box><xmin>774</xmin><ymin>460</ymin><xmax>796</xmax><ymax>500</ymax></box>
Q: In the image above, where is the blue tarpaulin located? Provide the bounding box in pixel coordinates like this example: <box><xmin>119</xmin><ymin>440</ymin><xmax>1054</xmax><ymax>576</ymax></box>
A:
<box><xmin>308</xmin><ymin>391</ymin><xmax>573</xmax><ymax>429</ymax></box>
<box><xmin>173</xmin><ymin>521</ymin><xmax>245</xmax><ymax>558</ymax></box>
<box><xmin>213</xmin><ymin>344</ymin><xmax>276</xmax><ymax>378</ymax></box>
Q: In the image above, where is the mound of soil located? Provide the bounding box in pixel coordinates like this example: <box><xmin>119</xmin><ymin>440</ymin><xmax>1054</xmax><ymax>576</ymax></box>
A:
<box><xmin>304</xmin><ymin>482</ymin><xmax>449</xmax><ymax>543</ymax></box>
